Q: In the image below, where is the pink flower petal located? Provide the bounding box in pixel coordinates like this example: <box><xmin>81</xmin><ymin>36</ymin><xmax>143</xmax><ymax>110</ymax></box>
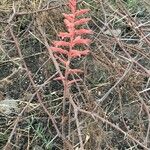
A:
<box><xmin>53</xmin><ymin>41</ymin><xmax>70</xmax><ymax>47</ymax></box>
<box><xmin>69</xmin><ymin>0</ymin><xmax>77</xmax><ymax>13</ymax></box>
<box><xmin>68</xmin><ymin>50</ymin><xmax>81</xmax><ymax>57</ymax></box>
<box><xmin>75</xmin><ymin>29</ymin><xmax>93</xmax><ymax>35</ymax></box>
<box><xmin>64</xmin><ymin>19</ymin><xmax>74</xmax><ymax>28</ymax></box>
<box><xmin>58</xmin><ymin>32</ymin><xmax>71</xmax><ymax>39</ymax></box>
<box><xmin>75</xmin><ymin>9</ymin><xmax>89</xmax><ymax>16</ymax></box>
<box><xmin>63</xmin><ymin>13</ymin><xmax>74</xmax><ymax>22</ymax></box>
<box><xmin>73</xmin><ymin>36</ymin><xmax>91</xmax><ymax>46</ymax></box>
<box><xmin>75</xmin><ymin>18</ymin><xmax>91</xmax><ymax>26</ymax></box>
<box><xmin>80</xmin><ymin>50</ymin><xmax>90</xmax><ymax>56</ymax></box>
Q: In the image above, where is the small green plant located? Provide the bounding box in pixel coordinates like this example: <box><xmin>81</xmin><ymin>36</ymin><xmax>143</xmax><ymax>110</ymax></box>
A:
<box><xmin>0</xmin><ymin>132</ymin><xmax>8</xmax><ymax>149</ymax></box>
<box><xmin>28</xmin><ymin>118</ymin><xmax>55</xmax><ymax>150</ymax></box>
<box><xmin>126</xmin><ymin>0</ymin><xmax>137</xmax><ymax>7</ymax></box>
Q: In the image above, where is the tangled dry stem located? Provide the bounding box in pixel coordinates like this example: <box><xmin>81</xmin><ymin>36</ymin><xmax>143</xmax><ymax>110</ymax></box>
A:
<box><xmin>0</xmin><ymin>0</ymin><xmax>150</xmax><ymax>149</ymax></box>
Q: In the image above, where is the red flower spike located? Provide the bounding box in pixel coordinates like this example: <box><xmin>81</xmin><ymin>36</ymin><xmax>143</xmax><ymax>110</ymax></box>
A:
<box><xmin>75</xmin><ymin>9</ymin><xmax>89</xmax><ymax>16</ymax></box>
<box><xmin>50</xmin><ymin>47</ymin><xmax>68</xmax><ymax>54</ymax></box>
<box><xmin>75</xmin><ymin>18</ymin><xmax>91</xmax><ymax>26</ymax></box>
<box><xmin>49</xmin><ymin>0</ymin><xmax>92</xmax><ymax>91</ymax></box>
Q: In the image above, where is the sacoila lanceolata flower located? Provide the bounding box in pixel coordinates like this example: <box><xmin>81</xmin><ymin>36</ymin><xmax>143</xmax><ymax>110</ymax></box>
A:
<box><xmin>50</xmin><ymin>0</ymin><xmax>92</xmax><ymax>94</ymax></box>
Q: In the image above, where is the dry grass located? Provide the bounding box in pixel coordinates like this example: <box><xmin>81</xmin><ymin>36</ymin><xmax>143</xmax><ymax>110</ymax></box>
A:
<box><xmin>0</xmin><ymin>0</ymin><xmax>150</xmax><ymax>149</ymax></box>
